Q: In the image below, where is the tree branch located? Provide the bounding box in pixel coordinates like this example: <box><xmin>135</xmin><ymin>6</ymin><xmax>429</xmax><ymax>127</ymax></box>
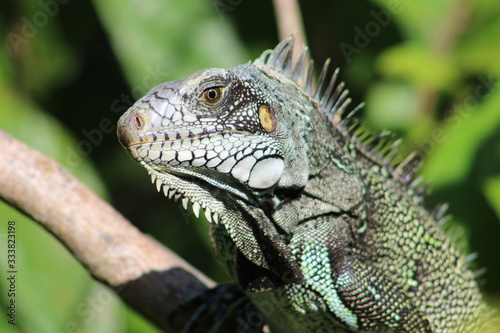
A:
<box><xmin>272</xmin><ymin>0</ymin><xmax>307</xmax><ymax>61</ymax></box>
<box><xmin>0</xmin><ymin>130</ymin><xmax>215</xmax><ymax>332</ymax></box>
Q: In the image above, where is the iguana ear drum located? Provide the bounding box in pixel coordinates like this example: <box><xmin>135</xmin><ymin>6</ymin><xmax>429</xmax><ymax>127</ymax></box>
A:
<box><xmin>258</xmin><ymin>104</ymin><xmax>276</xmax><ymax>132</ymax></box>
<box><xmin>247</xmin><ymin>157</ymin><xmax>284</xmax><ymax>189</ymax></box>
<box><xmin>230</xmin><ymin>154</ymin><xmax>284</xmax><ymax>190</ymax></box>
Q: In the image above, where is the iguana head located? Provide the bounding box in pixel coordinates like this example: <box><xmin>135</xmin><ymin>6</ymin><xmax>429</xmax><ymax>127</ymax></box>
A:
<box><xmin>117</xmin><ymin>37</ymin><xmax>351</xmax><ymax>288</ymax></box>
<box><xmin>117</xmin><ymin>40</ymin><xmax>317</xmax><ymax>211</ymax></box>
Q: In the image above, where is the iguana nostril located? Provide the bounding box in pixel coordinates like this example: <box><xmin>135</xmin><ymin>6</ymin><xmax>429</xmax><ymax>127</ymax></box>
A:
<box><xmin>134</xmin><ymin>114</ymin><xmax>145</xmax><ymax>130</ymax></box>
<box><xmin>117</xmin><ymin>109</ymin><xmax>148</xmax><ymax>148</ymax></box>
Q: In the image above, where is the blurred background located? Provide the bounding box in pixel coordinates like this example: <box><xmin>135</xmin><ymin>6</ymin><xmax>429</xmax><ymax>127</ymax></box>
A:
<box><xmin>0</xmin><ymin>0</ymin><xmax>499</xmax><ymax>332</ymax></box>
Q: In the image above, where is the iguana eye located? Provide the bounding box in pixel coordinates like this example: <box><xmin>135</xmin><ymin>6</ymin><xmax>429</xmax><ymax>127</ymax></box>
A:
<box><xmin>201</xmin><ymin>87</ymin><xmax>224</xmax><ymax>105</ymax></box>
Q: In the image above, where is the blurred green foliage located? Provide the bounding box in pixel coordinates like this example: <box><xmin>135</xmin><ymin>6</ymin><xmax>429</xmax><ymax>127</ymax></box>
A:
<box><xmin>0</xmin><ymin>0</ymin><xmax>499</xmax><ymax>332</ymax></box>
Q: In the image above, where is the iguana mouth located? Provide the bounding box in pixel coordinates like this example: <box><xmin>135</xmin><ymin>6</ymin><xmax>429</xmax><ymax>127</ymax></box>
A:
<box><xmin>117</xmin><ymin>107</ymin><xmax>253</xmax><ymax>149</ymax></box>
<box><xmin>123</xmin><ymin>129</ymin><xmax>254</xmax><ymax>148</ymax></box>
<box><xmin>123</xmin><ymin>130</ymin><xmax>273</xmax><ymax>167</ymax></box>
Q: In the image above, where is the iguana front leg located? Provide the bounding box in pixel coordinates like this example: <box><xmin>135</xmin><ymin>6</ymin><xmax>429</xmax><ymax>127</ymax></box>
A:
<box><xmin>272</xmin><ymin>215</ymin><xmax>432</xmax><ymax>332</ymax></box>
<box><xmin>211</xmin><ymin>205</ymin><xmax>434</xmax><ymax>332</ymax></box>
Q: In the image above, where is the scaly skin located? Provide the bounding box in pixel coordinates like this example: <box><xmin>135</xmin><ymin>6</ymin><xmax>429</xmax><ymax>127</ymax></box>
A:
<box><xmin>117</xmin><ymin>38</ymin><xmax>489</xmax><ymax>332</ymax></box>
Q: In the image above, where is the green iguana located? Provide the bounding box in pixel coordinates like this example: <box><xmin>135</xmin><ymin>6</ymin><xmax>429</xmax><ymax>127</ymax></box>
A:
<box><xmin>117</xmin><ymin>37</ymin><xmax>490</xmax><ymax>332</ymax></box>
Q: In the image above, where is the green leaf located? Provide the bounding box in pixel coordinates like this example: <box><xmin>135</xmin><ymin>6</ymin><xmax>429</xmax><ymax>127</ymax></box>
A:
<box><xmin>484</xmin><ymin>175</ymin><xmax>500</xmax><ymax>220</ymax></box>
<box><xmin>365</xmin><ymin>81</ymin><xmax>420</xmax><ymax>130</ymax></box>
<box><xmin>420</xmin><ymin>76</ymin><xmax>500</xmax><ymax>187</ymax></box>
<box><xmin>370</xmin><ymin>0</ymin><xmax>455</xmax><ymax>44</ymax></box>
<box><xmin>457</xmin><ymin>19</ymin><xmax>500</xmax><ymax>76</ymax></box>
<box><xmin>5</xmin><ymin>0</ymin><xmax>76</xmax><ymax>99</ymax></box>
<box><xmin>376</xmin><ymin>42</ymin><xmax>460</xmax><ymax>91</ymax></box>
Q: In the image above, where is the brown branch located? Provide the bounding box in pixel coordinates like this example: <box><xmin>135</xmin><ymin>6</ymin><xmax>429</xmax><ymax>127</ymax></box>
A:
<box><xmin>272</xmin><ymin>0</ymin><xmax>307</xmax><ymax>62</ymax></box>
<box><xmin>0</xmin><ymin>130</ymin><xmax>215</xmax><ymax>332</ymax></box>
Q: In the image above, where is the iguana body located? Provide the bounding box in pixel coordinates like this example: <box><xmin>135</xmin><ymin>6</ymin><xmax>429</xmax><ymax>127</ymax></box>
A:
<box><xmin>117</xmin><ymin>38</ymin><xmax>489</xmax><ymax>332</ymax></box>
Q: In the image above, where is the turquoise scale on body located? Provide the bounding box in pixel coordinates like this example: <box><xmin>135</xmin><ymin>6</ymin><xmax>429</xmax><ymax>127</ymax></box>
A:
<box><xmin>297</xmin><ymin>241</ymin><xmax>359</xmax><ymax>330</ymax></box>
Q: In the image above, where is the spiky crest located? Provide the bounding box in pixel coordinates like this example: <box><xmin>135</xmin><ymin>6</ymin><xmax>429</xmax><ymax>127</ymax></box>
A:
<box><xmin>254</xmin><ymin>36</ymin><xmax>422</xmax><ymax>187</ymax></box>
